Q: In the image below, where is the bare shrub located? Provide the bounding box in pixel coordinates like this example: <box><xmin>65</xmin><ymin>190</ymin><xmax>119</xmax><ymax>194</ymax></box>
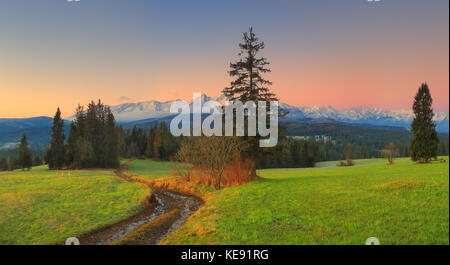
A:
<box><xmin>381</xmin><ymin>142</ymin><xmax>398</xmax><ymax>165</ymax></box>
<box><xmin>175</xmin><ymin>136</ymin><xmax>243</xmax><ymax>190</ymax></box>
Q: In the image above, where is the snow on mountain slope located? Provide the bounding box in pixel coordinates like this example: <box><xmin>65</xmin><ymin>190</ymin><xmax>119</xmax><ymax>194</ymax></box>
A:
<box><xmin>299</xmin><ymin>105</ymin><xmax>449</xmax><ymax>131</ymax></box>
<box><xmin>66</xmin><ymin>100</ymin><xmax>179</xmax><ymax>122</ymax></box>
<box><xmin>300</xmin><ymin>105</ymin><xmax>448</xmax><ymax>123</ymax></box>
<box><xmin>109</xmin><ymin>100</ymin><xmax>178</xmax><ymax>122</ymax></box>
<box><xmin>64</xmin><ymin>94</ymin><xmax>449</xmax><ymax>131</ymax></box>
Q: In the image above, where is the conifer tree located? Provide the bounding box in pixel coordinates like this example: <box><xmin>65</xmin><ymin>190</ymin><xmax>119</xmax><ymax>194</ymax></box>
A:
<box><xmin>410</xmin><ymin>83</ymin><xmax>439</xmax><ymax>162</ymax></box>
<box><xmin>146</xmin><ymin>124</ymin><xmax>157</xmax><ymax>158</ymax></box>
<box><xmin>222</xmin><ymin>27</ymin><xmax>281</xmax><ymax>174</ymax></box>
<box><xmin>105</xmin><ymin>111</ymin><xmax>119</xmax><ymax>168</ymax></box>
<box><xmin>48</xmin><ymin>108</ymin><xmax>65</xmax><ymax>169</ymax></box>
<box><xmin>18</xmin><ymin>133</ymin><xmax>32</xmax><ymax>170</ymax></box>
<box><xmin>223</xmin><ymin>27</ymin><xmax>277</xmax><ymax>102</ymax></box>
<box><xmin>117</xmin><ymin>125</ymin><xmax>127</xmax><ymax>158</ymax></box>
<box><xmin>152</xmin><ymin>125</ymin><xmax>161</xmax><ymax>159</ymax></box>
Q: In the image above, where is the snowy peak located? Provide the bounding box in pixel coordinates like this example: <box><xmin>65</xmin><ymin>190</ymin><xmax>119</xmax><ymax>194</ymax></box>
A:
<box><xmin>65</xmin><ymin>94</ymin><xmax>449</xmax><ymax>132</ymax></box>
<box><xmin>108</xmin><ymin>100</ymin><xmax>178</xmax><ymax>122</ymax></box>
<box><xmin>298</xmin><ymin>105</ymin><xmax>449</xmax><ymax>132</ymax></box>
<box><xmin>299</xmin><ymin>105</ymin><xmax>340</xmax><ymax>119</ymax></box>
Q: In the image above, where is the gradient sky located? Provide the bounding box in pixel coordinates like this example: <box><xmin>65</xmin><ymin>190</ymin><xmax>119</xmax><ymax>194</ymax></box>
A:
<box><xmin>0</xmin><ymin>0</ymin><xmax>448</xmax><ymax>118</ymax></box>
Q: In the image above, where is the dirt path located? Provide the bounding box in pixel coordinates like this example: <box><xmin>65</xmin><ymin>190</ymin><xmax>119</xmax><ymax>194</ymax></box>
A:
<box><xmin>79</xmin><ymin>160</ymin><xmax>202</xmax><ymax>245</ymax></box>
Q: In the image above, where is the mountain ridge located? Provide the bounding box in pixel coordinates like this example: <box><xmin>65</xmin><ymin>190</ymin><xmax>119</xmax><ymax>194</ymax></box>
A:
<box><xmin>0</xmin><ymin>94</ymin><xmax>448</xmax><ymax>149</ymax></box>
<box><xmin>64</xmin><ymin>94</ymin><xmax>449</xmax><ymax>132</ymax></box>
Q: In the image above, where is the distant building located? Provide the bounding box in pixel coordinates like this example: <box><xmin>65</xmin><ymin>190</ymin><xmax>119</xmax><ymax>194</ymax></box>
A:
<box><xmin>287</xmin><ymin>135</ymin><xmax>334</xmax><ymax>144</ymax></box>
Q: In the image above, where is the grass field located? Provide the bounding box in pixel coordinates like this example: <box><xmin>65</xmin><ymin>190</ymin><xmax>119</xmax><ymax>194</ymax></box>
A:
<box><xmin>0</xmin><ymin>166</ymin><xmax>149</xmax><ymax>245</ymax></box>
<box><xmin>161</xmin><ymin>157</ymin><xmax>449</xmax><ymax>245</ymax></box>
<box><xmin>1</xmin><ymin>157</ymin><xmax>448</xmax><ymax>245</ymax></box>
<box><xmin>125</xmin><ymin>159</ymin><xmax>176</xmax><ymax>180</ymax></box>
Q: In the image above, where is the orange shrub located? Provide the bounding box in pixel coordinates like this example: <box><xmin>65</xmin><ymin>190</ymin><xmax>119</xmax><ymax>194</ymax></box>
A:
<box><xmin>188</xmin><ymin>158</ymin><xmax>258</xmax><ymax>187</ymax></box>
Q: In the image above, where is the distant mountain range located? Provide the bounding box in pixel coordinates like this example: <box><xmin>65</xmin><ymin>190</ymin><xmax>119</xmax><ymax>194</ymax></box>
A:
<box><xmin>67</xmin><ymin>94</ymin><xmax>449</xmax><ymax>132</ymax></box>
<box><xmin>0</xmin><ymin>117</ymin><xmax>54</xmax><ymax>149</ymax></box>
<box><xmin>0</xmin><ymin>94</ymin><xmax>448</xmax><ymax>149</ymax></box>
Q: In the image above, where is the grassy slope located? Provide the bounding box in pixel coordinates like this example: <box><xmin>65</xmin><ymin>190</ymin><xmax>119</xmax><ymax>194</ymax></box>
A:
<box><xmin>125</xmin><ymin>159</ymin><xmax>175</xmax><ymax>180</ymax></box>
<box><xmin>161</xmin><ymin>157</ymin><xmax>449</xmax><ymax>245</ymax></box>
<box><xmin>0</xmin><ymin>166</ymin><xmax>149</xmax><ymax>245</ymax></box>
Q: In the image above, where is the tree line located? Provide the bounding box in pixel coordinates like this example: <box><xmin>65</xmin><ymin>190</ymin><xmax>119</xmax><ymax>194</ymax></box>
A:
<box><xmin>45</xmin><ymin>100</ymin><xmax>120</xmax><ymax>169</ymax></box>
<box><xmin>0</xmin><ymin>144</ymin><xmax>46</xmax><ymax>171</ymax></box>
<box><xmin>117</xmin><ymin>122</ymin><xmax>181</xmax><ymax>160</ymax></box>
<box><xmin>44</xmin><ymin>100</ymin><xmax>182</xmax><ymax>170</ymax></box>
<box><xmin>0</xmin><ymin>133</ymin><xmax>34</xmax><ymax>171</ymax></box>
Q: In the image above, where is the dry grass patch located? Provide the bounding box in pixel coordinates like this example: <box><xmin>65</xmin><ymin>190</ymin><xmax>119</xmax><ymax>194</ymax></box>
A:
<box><xmin>374</xmin><ymin>179</ymin><xmax>427</xmax><ymax>192</ymax></box>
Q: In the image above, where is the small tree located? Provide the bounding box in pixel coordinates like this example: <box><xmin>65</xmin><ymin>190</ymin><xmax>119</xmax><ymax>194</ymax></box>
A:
<box><xmin>7</xmin><ymin>157</ymin><xmax>15</xmax><ymax>171</ymax></box>
<box><xmin>152</xmin><ymin>125</ymin><xmax>162</xmax><ymax>159</ymax></box>
<box><xmin>410</xmin><ymin>83</ymin><xmax>439</xmax><ymax>163</ymax></box>
<box><xmin>145</xmin><ymin>124</ymin><xmax>155</xmax><ymax>158</ymax></box>
<box><xmin>18</xmin><ymin>133</ymin><xmax>32</xmax><ymax>170</ymax></box>
<box><xmin>176</xmin><ymin>136</ymin><xmax>242</xmax><ymax>190</ymax></box>
<box><xmin>381</xmin><ymin>142</ymin><xmax>397</xmax><ymax>164</ymax></box>
<box><xmin>344</xmin><ymin>143</ymin><xmax>354</xmax><ymax>166</ymax></box>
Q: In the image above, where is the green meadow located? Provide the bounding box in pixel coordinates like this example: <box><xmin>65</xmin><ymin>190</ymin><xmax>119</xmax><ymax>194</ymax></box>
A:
<box><xmin>0</xmin><ymin>166</ymin><xmax>149</xmax><ymax>245</ymax></box>
<box><xmin>162</xmin><ymin>157</ymin><xmax>449</xmax><ymax>245</ymax></box>
<box><xmin>0</xmin><ymin>157</ymin><xmax>448</xmax><ymax>245</ymax></box>
<box><xmin>125</xmin><ymin>159</ymin><xmax>176</xmax><ymax>180</ymax></box>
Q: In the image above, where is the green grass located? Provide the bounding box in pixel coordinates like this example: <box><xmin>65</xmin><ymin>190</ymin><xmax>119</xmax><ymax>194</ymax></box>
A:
<box><xmin>125</xmin><ymin>159</ymin><xmax>176</xmax><ymax>180</ymax></box>
<box><xmin>2</xmin><ymin>157</ymin><xmax>448</xmax><ymax>245</ymax></box>
<box><xmin>0</xmin><ymin>168</ymin><xmax>149</xmax><ymax>245</ymax></box>
<box><xmin>162</xmin><ymin>157</ymin><xmax>449</xmax><ymax>245</ymax></box>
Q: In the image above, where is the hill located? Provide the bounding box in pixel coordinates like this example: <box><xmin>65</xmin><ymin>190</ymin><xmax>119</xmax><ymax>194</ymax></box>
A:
<box><xmin>0</xmin><ymin>117</ymin><xmax>70</xmax><ymax>149</ymax></box>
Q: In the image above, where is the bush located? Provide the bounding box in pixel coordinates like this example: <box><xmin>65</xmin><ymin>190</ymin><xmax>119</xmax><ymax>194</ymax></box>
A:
<box><xmin>186</xmin><ymin>158</ymin><xmax>257</xmax><ymax>187</ymax></box>
<box><xmin>336</xmin><ymin>159</ymin><xmax>354</xmax><ymax>167</ymax></box>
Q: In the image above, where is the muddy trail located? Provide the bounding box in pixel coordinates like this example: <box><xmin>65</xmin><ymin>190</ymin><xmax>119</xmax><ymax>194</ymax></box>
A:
<box><xmin>79</xmin><ymin>161</ymin><xmax>202</xmax><ymax>245</ymax></box>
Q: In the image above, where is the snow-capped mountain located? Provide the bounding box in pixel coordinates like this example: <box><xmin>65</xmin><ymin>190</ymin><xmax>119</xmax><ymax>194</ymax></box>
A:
<box><xmin>65</xmin><ymin>94</ymin><xmax>449</xmax><ymax>132</ymax></box>
<box><xmin>298</xmin><ymin>105</ymin><xmax>449</xmax><ymax>132</ymax></box>
<box><xmin>66</xmin><ymin>94</ymin><xmax>220</xmax><ymax>122</ymax></box>
<box><xmin>66</xmin><ymin>100</ymin><xmax>179</xmax><ymax>122</ymax></box>
<box><xmin>108</xmin><ymin>100</ymin><xmax>179</xmax><ymax>122</ymax></box>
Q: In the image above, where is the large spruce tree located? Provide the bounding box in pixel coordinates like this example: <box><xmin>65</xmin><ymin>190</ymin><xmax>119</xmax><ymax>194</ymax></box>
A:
<box><xmin>18</xmin><ymin>133</ymin><xmax>32</xmax><ymax>170</ymax></box>
<box><xmin>48</xmin><ymin>108</ymin><xmax>65</xmax><ymax>169</ymax></box>
<box><xmin>223</xmin><ymin>27</ymin><xmax>276</xmax><ymax>102</ymax></box>
<box><xmin>410</xmin><ymin>83</ymin><xmax>439</xmax><ymax>162</ymax></box>
<box><xmin>222</xmin><ymin>27</ymin><xmax>280</xmax><ymax>174</ymax></box>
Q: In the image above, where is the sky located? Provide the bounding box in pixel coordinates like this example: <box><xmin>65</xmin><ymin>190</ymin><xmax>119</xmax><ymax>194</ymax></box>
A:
<box><xmin>0</xmin><ymin>0</ymin><xmax>448</xmax><ymax>118</ymax></box>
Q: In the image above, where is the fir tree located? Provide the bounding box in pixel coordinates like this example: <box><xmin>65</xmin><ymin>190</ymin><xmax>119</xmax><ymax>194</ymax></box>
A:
<box><xmin>223</xmin><ymin>27</ymin><xmax>277</xmax><ymax>102</ymax></box>
<box><xmin>48</xmin><ymin>108</ymin><xmax>65</xmax><ymax>169</ymax></box>
<box><xmin>18</xmin><ymin>133</ymin><xmax>32</xmax><ymax>170</ymax></box>
<box><xmin>146</xmin><ymin>124</ymin><xmax>157</xmax><ymax>158</ymax></box>
<box><xmin>222</xmin><ymin>27</ymin><xmax>281</xmax><ymax>174</ymax></box>
<box><xmin>105</xmin><ymin>111</ymin><xmax>119</xmax><ymax>168</ymax></box>
<box><xmin>152</xmin><ymin>125</ymin><xmax>162</xmax><ymax>159</ymax></box>
<box><xmin>410</xmin><ymin>83</ymin><xmax>439</xmax><ymax>162</ymax></box>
